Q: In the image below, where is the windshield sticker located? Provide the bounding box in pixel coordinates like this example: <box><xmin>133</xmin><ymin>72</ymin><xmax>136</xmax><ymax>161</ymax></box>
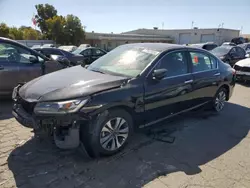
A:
<box><xmin>194</xmin><ymin>56</ymin><xmax>198</xmax><ymax>63</ymax></box>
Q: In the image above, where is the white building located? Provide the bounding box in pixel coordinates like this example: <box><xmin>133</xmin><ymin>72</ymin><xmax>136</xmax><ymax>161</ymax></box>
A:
<box><xmin>122</xmin><ymin>28</ymin><xmax>240</xmax><ymax>45</ymax></box>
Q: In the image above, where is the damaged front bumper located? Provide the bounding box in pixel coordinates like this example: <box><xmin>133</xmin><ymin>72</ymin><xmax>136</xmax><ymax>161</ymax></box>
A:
<box><xmin>12</xmin><ymin>103</ymin><xmax>88</xmax><ymax>149</ymax></box>
<box><xmin>12</xmin><ymin>90</ymin><xmax>92</xmax><ymax>150</ymax></box>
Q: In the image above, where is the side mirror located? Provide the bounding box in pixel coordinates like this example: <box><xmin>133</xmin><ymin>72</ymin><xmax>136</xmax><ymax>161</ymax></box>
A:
<box><xmin>29</xmin><ymin>55</ymin><xmax>38</xmax><ymax>63</ymax></box>
<box><xmin>57</xmin><ymin>56</ymin><xmax>70</xmax><ymax>67</ymax></box>
<box><xmin>50</xmin><ymin>55</ymin><xmax>70</xmax><ymax>67</ymax></box>
<box><xmin>152</xmin><ymin>69</ymin><xmax>167</xmax><ymax>80</ymax></box>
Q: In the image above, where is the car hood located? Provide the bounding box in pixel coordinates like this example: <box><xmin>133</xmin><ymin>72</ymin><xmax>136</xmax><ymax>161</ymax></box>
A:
<box><xmin>235</xmin><ymin>58</ymin><xmax>250</xmax><ymax>67</ymax></box>
<box><xmin>19</xmin><ymin>66</ymin><xmax>128</xmax><ymax>102</ymax></box>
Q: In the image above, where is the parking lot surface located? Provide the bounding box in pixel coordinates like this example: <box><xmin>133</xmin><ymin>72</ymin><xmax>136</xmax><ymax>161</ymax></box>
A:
<box><xmin>0</xmin><ymin>84</ymin><xmax>250</xmax><ymax>188</ymax></box>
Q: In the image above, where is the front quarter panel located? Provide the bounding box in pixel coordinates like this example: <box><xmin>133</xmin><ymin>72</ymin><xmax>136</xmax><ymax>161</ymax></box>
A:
<box><xmin>80</xmin><ymin>78</ymin><xmax>144</xmax><ymax>125</ymax></box>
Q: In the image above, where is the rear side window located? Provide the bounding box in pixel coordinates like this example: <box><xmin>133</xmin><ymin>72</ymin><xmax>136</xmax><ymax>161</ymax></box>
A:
<box><xmin>235</xmin><ymin>47</ymin><xmax>245</xmax><ymax>57</ymax></box>
<box><xmin>156</xmin><ymin>51</ymin><xmax>188</xmax><ymax>77</ymax></box>
<box><xmin>190</xmin><ymin>52</ymin><xmax>216</xmax><ymax>72</ymax></box>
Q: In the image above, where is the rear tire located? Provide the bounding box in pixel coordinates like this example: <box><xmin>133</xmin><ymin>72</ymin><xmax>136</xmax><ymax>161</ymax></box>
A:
<box><xmin>81</xmin><ymin>109</ymin><xmax>133</xmax><ymax>157</ymax></box>
<box><xmin>211</xmin><ymin>87</ymin><xmax>227</xmax><ymax>112</ymax></box>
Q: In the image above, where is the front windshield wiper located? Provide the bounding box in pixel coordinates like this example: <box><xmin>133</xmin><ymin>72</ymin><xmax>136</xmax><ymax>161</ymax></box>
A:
<box><xmin>89</xmin><ymin>69</ymin><xmax>105</xmax><ymax>74</ymax></box>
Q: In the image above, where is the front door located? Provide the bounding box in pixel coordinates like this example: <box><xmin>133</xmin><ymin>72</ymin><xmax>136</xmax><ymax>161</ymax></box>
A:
<box><xmin>188</xmin><ymin>50</ymin><xmax>222</xmax><ymax>105</ymax></box>
<box><xmin>81</xmin><ymin>49</ymin><xmax>92</xmax><ymax>64</ymax></box>
<box><xmin>143</xmin><ymin>50</ymin><xmax>195</xmax><ymax>125</ymax></box>
<box><xmin>0</xmin><ymin>42</ymin><xmax>41</xmax><ymax>95</ymax></box>
<box><xmin>91</xmin><ymin>48</ymin><xmax>106</xmax><ymax>62</ymax></box>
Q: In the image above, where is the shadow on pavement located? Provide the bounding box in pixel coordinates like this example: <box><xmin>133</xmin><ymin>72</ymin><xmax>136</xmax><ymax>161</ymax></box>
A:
<box><xmin>0</xmin><ymin>99</ymin><xmax>13</xmax><ymax>120</ymax></box>
<box><xmin>7</xmin><ymin>102</ymin><xmax>250</xmax><ymax>188</ymax></box>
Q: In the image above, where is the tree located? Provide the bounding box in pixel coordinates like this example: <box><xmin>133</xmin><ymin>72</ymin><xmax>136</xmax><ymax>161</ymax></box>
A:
<box><xmin>46</xmin><ymin>15</ymin><xmax>66</xmax><ymax>44</ymax></box>
<box><xmin>64</xmin><ymin>14</ymin><xmax>85</xmax><ymax>45</ymax></box>
<box><xmin>34</xmin><ymin>4</ymin><xmax>85</xmax><ymax>45</ymax></box>
<box><xmin>35</xmin><ymin>4</ymin><xmax>57</xmax><ymax>37</ymax></box>
<box><xmin>9</xmin><ymin>27</ymin><xmax>23</xmax><ymax>40</ymax></box>
<box><xmin>0</xmin><ymin>23</ymin><xmax>10</xmax><ymax>37</ymax></box>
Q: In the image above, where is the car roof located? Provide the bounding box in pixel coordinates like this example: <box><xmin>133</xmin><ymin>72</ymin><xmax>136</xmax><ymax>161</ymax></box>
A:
<box><xmin>117</xmin><ymin>43</ymin><xmax>188</xmax><ymax>52</ymax></box>
<box><xmin>118</xmin><ymin>43</ymin><xmax>214</xmax><ymax>54</ymax></box>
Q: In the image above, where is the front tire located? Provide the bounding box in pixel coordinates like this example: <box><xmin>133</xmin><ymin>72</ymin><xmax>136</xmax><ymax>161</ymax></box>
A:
<box><xmin>212</xmin><ymin>88</ymin><xmax>227</xmax><ymax>112</ymax></box>
<box><xmin>81</xmin><ymin>109</ymin><xmax>133</xmax><ymax>157</ymax></box>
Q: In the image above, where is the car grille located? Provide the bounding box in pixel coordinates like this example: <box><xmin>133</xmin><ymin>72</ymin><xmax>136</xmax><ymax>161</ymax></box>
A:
<box><xmin>241</xmin><ymin>67</ymin><xmax>250</xmax><ymax>72</ymax></box>
<box><xmin>19</xmin><ymin>98</ymin><xmax>36</xmax><ymax>115</ymax></box>
<box><xmin>234</xmin><ymin>65</ymin><xmax>242</xmax><ymax>71</ymax></box>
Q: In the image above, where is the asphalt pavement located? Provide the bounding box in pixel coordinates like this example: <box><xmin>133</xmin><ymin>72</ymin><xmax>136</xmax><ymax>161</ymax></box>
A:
<box><xmin>0</xmin><ymin>83</ymin><xmax>250</xmax><ymax>188</ymax></box>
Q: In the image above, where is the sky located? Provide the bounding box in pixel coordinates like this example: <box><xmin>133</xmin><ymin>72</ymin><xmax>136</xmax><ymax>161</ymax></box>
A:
<box><xmin>0</xmin><ymin>0</ymin><xmax>250</xmax><ymax>34</ymax></box>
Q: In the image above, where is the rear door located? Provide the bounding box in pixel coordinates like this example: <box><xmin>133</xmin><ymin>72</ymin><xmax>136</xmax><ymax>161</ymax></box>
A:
<box><xmin>188</xmin><ymin>50</ymin><xmax>221</xmax><ymax>105</ymax></box>
<box><xmin>143</xmin><ymin>50</ymin><xmax>195</xmax><ymax>124</ymax></box>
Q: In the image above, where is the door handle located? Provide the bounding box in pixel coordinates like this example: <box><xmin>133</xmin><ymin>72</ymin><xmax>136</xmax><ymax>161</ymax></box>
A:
<box><xmin>0</xmin><ymin>66</ymin><xmax>4</xmax><ymax>70</ymax></box>
<box><xmin>184</xmin><ymin>79</ymin><xmax>193</xmax><ymax>84</ymax></box>
<box><xmin>214</xmin><ymin>72</ymin><xmax>220</xmax><ymax>76</ymax></box>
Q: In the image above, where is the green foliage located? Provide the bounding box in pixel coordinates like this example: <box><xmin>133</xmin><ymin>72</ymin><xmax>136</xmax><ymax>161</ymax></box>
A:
<box><xmin>35</xmin><ymin>4</ymin><xmax>85</xmax><ymax>45</ymax></box>
<box><xmin>0</xmin><ymin>23</ymin><xmax>10</xmax><ymax>37</ymax></box>
<box><xmin>35</xmin><ymin>3</ymin><xmax>57</xmax><ymax>37</ymax></box>
<box><xmin>0</xmin><ymin>23</ymin><xmax>41</xmax><ymax>40</ymax></box>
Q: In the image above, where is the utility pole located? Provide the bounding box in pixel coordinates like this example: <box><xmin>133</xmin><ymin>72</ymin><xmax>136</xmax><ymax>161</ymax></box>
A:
<box><xmin>162</xmin><ymin>22</ymin><xmax>164</xmax><ymax>30</ymax></box>
<box><xmin>191</xmin><ymin>21</ymin><xmax>194</xmax><ymax>29</ymax></box>
<box><xmin>221</xmin><ymin>23</ymin><xmax>224</xmax><ymax>28</ymax></box>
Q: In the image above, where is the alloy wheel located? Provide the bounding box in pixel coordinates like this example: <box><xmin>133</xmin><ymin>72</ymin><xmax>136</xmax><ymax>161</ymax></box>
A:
<box><xmin>214</xmin><ymin>90</ymin><xmax>226</xmax><ymax>112</ymax></box>
<box><xmin>100</xmin><ymin>117</ymin><xmax>129</xmax><ymax>151</ymax></box>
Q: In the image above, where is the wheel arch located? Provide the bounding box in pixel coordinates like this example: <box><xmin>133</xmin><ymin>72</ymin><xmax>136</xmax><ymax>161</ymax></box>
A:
<box><xmin>219</xmin><ymin>84</ymin><xmax>230</xmax><ymax>101</ymax></box>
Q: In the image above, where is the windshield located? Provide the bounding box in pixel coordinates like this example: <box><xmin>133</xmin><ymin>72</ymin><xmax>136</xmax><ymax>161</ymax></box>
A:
<box><xmin>211</xmin><ymin>46</ymin><xmax>231</xmax><ymax>55</ymax></box>
<box><xmin>72</xmin><ymin>47</ymin><xmax>85</xmax><ymax>54</ymax></box>
<box><xmin>87</xmin><ymin>45</ymin><xmax>160</xmax><ymax>77</ymax></box>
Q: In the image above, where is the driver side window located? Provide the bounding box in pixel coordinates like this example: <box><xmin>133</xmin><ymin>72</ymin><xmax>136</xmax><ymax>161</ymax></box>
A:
<box><xmin>155</xmin><ymin>51</ymin><xmax>188</xmax><ymax>77</ymax></box>
<box><xmin>0</xmin><ymin>42</ymin><xmax>35</xmax><ymax>64</ymax></box>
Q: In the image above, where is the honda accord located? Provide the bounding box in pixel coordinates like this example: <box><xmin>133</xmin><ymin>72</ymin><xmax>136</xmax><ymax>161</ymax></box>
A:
<box><xmin>12</xmin><ymin>43</ymin><xmax>236</xmax><ymax>157</ymax></box>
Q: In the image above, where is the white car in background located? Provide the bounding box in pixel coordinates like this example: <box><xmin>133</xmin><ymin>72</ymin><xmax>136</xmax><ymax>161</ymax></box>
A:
<box><xmin>58</xmin><ymin>45</ymin><xmax>77</xmax><ymax>52</ymax></box>
<box><xmin>234</xmin><ymin>56</ymin><xmax>250</xmax><ymax>81</ymax></box>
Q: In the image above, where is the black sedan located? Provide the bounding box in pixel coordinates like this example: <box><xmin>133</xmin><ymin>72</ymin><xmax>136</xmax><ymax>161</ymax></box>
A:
<box><xmin>72</xmin><ymin>47</ymin><xmax>106</xmax><ymax>64</ymax></box>
<box><xmin>189</xmin><ymin>42</ymin><xmax>218</xmax><ymax>51</ymax></box>
<box><xmin>33</xmin><ymin>47</ymin><xmax>86</xmax><ymax>66</ymax></box>
<box><xmin>238</xmin><ymin>43</ymin><xmax>250</xmax><ymax>55</ymax></box>
<box><xmin>211</xmin><ymin>45</ymin><xmax>246</xmax><ymax>67</ymax></box>
<box><xmin>12</xmin><ymin>43</ymin><xmax>235</xmax><ymax>157</ymax></box>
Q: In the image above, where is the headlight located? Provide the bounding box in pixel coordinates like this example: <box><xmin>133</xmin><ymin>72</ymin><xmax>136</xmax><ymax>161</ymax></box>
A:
<box><xmin>34</xmin><ymin>98</ymin><xmax>89</xmax><ymax>114</ymax></box>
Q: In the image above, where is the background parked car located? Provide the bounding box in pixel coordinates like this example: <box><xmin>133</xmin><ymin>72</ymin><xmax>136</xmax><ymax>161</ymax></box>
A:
<box><xmin>42</xmin><ymin>43</ymin><xmax>56</xmax><ymax>48</ymax></box>
<box><xmin>222</xmin><ymin>42</ymin><xmax>236</xmax><ymax>46</ymax></box>
<box><xmin>58</xmin><ymin>45</ymin><xmax>77</xmax><ymax>52</ymax></box>
<box><xmin>78</xmin><ymin>44</ymin><xmax>91</xmax><ymax>48</ymax></box>
<box><xmin>211</xmin><ymin>45</ymin><xmax>246</xmax><ymax>67</ymax></box>
<box><xmin>231</xmin><ymin>37</ymin><xmax>246</xmax><ymax>45</ymax></box>
<box><xmin>238</xmin><ymin>43</ymin><xmax>250</xmax><ymax>55</ymax></box>
<box><xmin>0</xmin><ymin>37</ymin><xmax>68</xmax><ymax>96</ymax></box>
<box><xmin>189</xmin><ymin>42</ymin><xmax>218</xmax><ymax>51</ymax></box>
<box><xmin>33</xmin><ymin>47</ymin><xmax>86</xmax><ymax>66</ymax></box>
<box><xmin>233</xmin><ymin>58</ymin><xmax>250</xmax><ymax>82</ymax></box>
<box><xmin>72</xmin><ymin>47</ymin><xmax>107</xmax><ymax>64</ymax></box>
